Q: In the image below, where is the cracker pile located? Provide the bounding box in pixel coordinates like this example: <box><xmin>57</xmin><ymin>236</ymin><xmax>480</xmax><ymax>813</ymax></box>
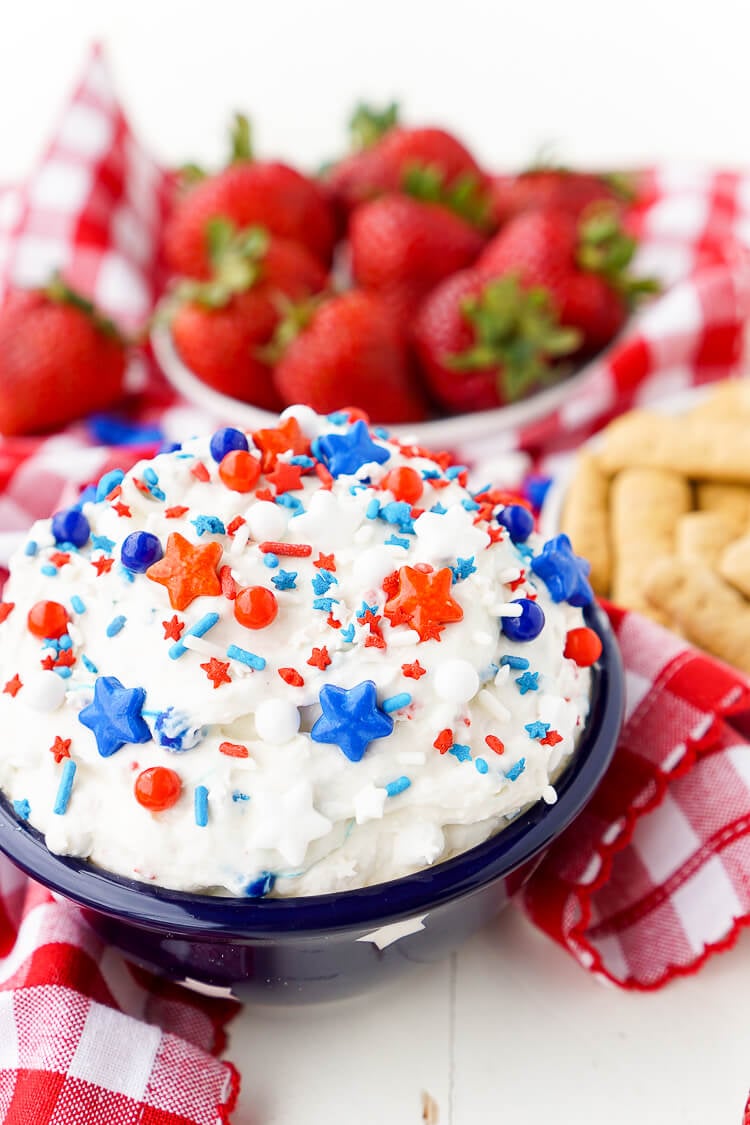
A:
<box><xmin>561</xmin><ymin>379</ymin><xmax>750</xmax><ymax>674</ymax></box>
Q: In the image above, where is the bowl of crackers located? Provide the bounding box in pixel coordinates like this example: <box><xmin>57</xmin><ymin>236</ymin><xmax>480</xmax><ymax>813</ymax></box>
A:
<box><xmin>547</xmin><ymin>378</ymin><xmax>750</xmax><ymax>675</ymax></box>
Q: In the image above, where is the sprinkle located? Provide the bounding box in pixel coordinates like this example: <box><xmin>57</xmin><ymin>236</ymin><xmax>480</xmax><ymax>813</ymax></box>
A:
<box><xmin>340</xmin><ymin>624</ymin><xmax>355</xmax><ymax>643</ymax></box>
<box><xmin>106</xmin><ymin>615</ymin><xmax>127</xmax><ymax>637</ymax></box>
<box><xmin>500</xmin><ymin>655</ymin><xmax>529</xmax><ymax>670</ymax></box>
<box><xmin>312</xmin><ymin>597</ymin><xmax>339</xmax><ymax>612</ymax></box>
<box><xmin>315</xmin><ymin>462</ymin><xmax>334</xmax><ymax>489</ymax></box>
<box><xmin>50</xmin><ymin>736</ymin><xmax>71</xmax><ymax>763</ymax></box>
<box><xmin>382</xmin><ymin>692</ymin><xmax>412</xmax><ymax>713</ymax></box>
<box><xmin>541</xmin><ymin>729</ymin><xmax>563</xmax><ymax>747</ymax></box>
<box><xmin>478</xmin><ymin>690</ymin><xmax>511</xmax><ymax>723</ymax></box>
<box><xmin>24</xmin><ymin>541</ymin><xmax>38</xmax><ymax>557</ymax></box>
<box><xmin>13</xmin><ymin>799</ymin><xmax>30</xmax><ymax>820</ymax></box>
<box><xmin>494</xmin><ymin>601</ymin><xmax>524</xmax><ymax>617</ymax></box>
<box><xmin>92</xmin><ymin>557</ymin><xmax>114</xmax><ymax>576</ymax></box>
<box><xmin>233</xmin><ymin>792</ymin><xmax>250</xmax><ymax>803</ymax></box>
<box><xmin>226</xmin><ymin>515</ymin><xmax>246</xmax><ymax>536</ymax></box>
<box><xmin>515</xmin><ymin>671</ymin><xmax>539</xmax><ymax>694</ymax></box>
<box><xmin>226</xmin><ymin>644</ymin><xmax>266</xmax><ymax>670</ymax></box>
<box><xmin>91</xmin><ymin>534</ymin><xmax>115</xmax><ymax>553</ymax></box>
<box><xmin>219</xmin><ymin>741</ymin><xmax>249</xmax><ymax>758</ymax></box>
<box><xmin>81</xmin><ymin>655</ymin><xmax>98</xmax><ymax>674</ymax></box>
<box><xmin>450</xmin><ymin>556</ymin><xmax>477</xmax><ymax>583</ymax></box>
<box><xmin>475</xmin><ymin>757</ymin><xmax>489</xmax><ymax>774</ymax></box>
<box><xmin>200</xmin><ymin>657</ymin><xmax>232</xmax><ymax>688</ymax></box>
<box><xmin>49</xmin><ymin>551</ymin><xmax>71</xmax><ymax>569</ymax></box>
<box><xmin>401</xmin><ymin>660</ymin><xmax>426</xmax><ymax>680</ymax></box>
<box><xmin>53</xmin><ymin>759</ymin><xmax>77</xmax><ymax>815</ymax></box>
<box><xmin>194</xmin><ymin>785</ymin><xmax>209</xmax><ymax>826</ymax></box>
<box><xmin>289</xmin><ymin>455</ymin><xmax>314</xmax><ymax>467</ymax></box>
<box><xmin>271</xmin><ymin>569</ymin><xmax>298</xmax><ymax>591</ymax></box>
<box><xmin>307</xmin><ymin>646</ymin><xmax>332</xmax><ymax>670</ymax></box>
<box><xmin>192</xmin><ymin>514</ymin><xmax>226</xmax><ymax>537</ymax></box>
<box><xmin>40</xmin><ymin>565</ymin><xmax>57</xmax><ymax>577</ymax></box>
<box><xmin>311</xmin><ymin>570</ymin><xmax>337</xmax><ymax>595</ymax></box>
<box><xmin>542</xmin><ymin>784</ymin><xmax>558</xmax><ymax>804</ymax></box>
<box><xmin>0</xmin><ymin>602</ymin><xmax>15</xmax><ymax>624</ymax></box>
<box><xmin>245</xmin><ymin>872</ymin><xmax>276</xmax><ymax>897</ymax></box>
<box><xmin>263</xmin><ymin>553</ymin><xmax>279</xmax><ymax>568</ymax></box>
<box><xmin>259</xmin><ymin>541</ymin><xmax>312</xmax><ymax>557</ymax></box>
<box><xmin>191</xmin><ymin>461</ymin><xmax>210</xmax><ymax>482</ymax></box>
<box><xmin>525</xmin><ymin>721</ymin><xmax>550</xmax><ymax>741</ymax></box>
<box><xmin>485</xmin><ymin>735</ymin><xmax>505</xmax><ymax>755</ymax></box>
<box><xmin>430</xmin><ymin>502</ymin><xmax>447</xmax><ymax>515</ymax></box>
<box><xmin>433</xmin><ymin>728</ymin><xmax>453</xmax><ymax>754</ymax></box>
<box><xmin>384</xmin><ymin>534</ymin><xmax>410</xmax><ymax>549</ymax></box>
<box><xmin>313</xmin><ymin>553</ymin><xmax>336</xmax><ymax>571</ymax></box>
<box><xmin>3</xmin><ymin>675</ymin><xmax>22</xmax><ymax>697</ymax></box>
<box><xmin>119</xmin><ymin>566</ymin><xmax>135</xmax><ymax>584</ymax></box>
<box><xmin>112</xmin><ymin>501</ymin><xmax>131</xmax><ymax>519</ymax></box>
<box><xmin>70</xmin><ymin>595</ymin><xmax>86</xmax><ymax>615</ymax></box>
<box><xmin>165</xmin><ymin>505</ymin><xmax>189</xmax><ymax>519</ymax></box>
<box><xmin>58</xmin><ymin>634</ymin><xmax>73</xmax><ymax>650</ymax></box>
<box><xmin>54</xmin><ymin>667</ymin><xmax>72</xmax><ymax>680</ymax></box>
<box><xmin>276</xmin><ymin>493</ymin><xmax>304</xmax><ymax>513</ymax></box>
<box><xmin>505</xmin><ymin>758</ymin><xmax>526</xmax><ymax>781</ymax></box>
<box><xmin>385</xmin><ymin>776</ymin><xmax>411</xmax><ymax>798</ymax></box>
<box><xmin>461</xmin><ymin>498</ymin><xmax>480</xmax><ymax>512</ymax></box>
<box><xmin>143</xmin><ymin>467</ymin><xmax>158</xmax><ymax>486</ymax></box>
<box><xmin>278</xmin><ymin>667</ymin><xmax>304</xmax><ymax>687</ymax></box>
<box><xmin>169</xmin><ymin>611</ymin><xmax>220</xmax><ymax>659</ymax></box>
<box><xmin>366</xmin><ymin>498</ymin><xmax>381</xmax><ymax>519</ymax></box>
<box><xmin>357</xmin><ymin>601</ymin><xmax>378</xmax><ymax>620</ymax></box>
<box><xmin>449</xmin><ymin>743</ymin><xmax>472</xmax><ymax>762</ymax></box>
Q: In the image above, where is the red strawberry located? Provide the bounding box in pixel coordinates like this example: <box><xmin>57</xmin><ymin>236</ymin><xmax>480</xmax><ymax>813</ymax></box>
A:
<box><xmin>325</xmin><ymin>104</ymin><xmax>491</xmax><ymax>227</ymax></box>
<box><xmin>556</xmin><ymin>270</ymin><xmax>628</xmax><ymax>357</ymax></box>
<box><xmin>414</xmin><ymin>269</ymin><xmax>580</xmax><ymax>414</ymax></box>
<box><xmin>272</xmin><ymin>290</ymin><xmax>426</xmax><ymax>423</ymax></box>
<box><xmin>164</xmin><ymin>115</ymin><xmax>336</xmax><ymax>278</ymax></box>
<box><xmin>476</xmin><ymin>208</ymin><xmax>579</xmax><ymax>300</ymax></box>
<box><xmin>490</xmin><ymin>168</ymin><xmax>633</xmax><ymax>226</ymax></box>
<box><xmin>350</xmin><ymin>195</ymin><xmax>485</xmax><ymax>323</ymax></box>
<box><xmin>0</xmin><ymin>279</ymin><xmax>126</xmax><ymax>436</ymax></box>
<box><xmin>171</xmin><ymin>224</ymin><xmax>328</xmax><ymax>409</ymax></box>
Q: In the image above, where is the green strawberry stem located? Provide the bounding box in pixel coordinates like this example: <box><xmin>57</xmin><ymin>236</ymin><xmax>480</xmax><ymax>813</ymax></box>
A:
<box><xmin>174</xmin><ymin>220</ymin><xmax>270</xmax><ymax>309</ymax></box>
<box><xmin>402</xmin><ymin>163</ymin><xmax>493</xmax><ymax>230</ymax></box>
<box><xmin>448</xmin><ymin>275</ymin><xmax>581</xmax><ymax>402</ymax></box>
<box><xmin>45</xmin><ymin>274</ymin><xmax>123</xmax><ymax>342</ymax></box>
<box><xmin>348</xmin><ymin>102</ymin><xmax>399</xmax><ymax>151</ymax></box>
<box><xmin>255</xmin><ymin>295</ymin><xmax>322</xmax><ymax>365</ymax></box>
<box><xmin>577</xmin><ymin>205</ymin><xmax>659</xmax><ymax>305</ymax></box>
<box><xmin>230</xmin><ymin>113</ymin><xmax>254</xmax><ymax>163</ymax></box>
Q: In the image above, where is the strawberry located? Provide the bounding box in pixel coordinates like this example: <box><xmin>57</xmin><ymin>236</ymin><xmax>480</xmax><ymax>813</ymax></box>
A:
<box><xmin>414</xmin><ymin>269</ymin><xmax>580</xmax><ymax>414</ymax></box>
<box><xmin>272</xmin><ymin>290</ymin><xmax>427</xmax><ymax>423</ymax></box>
<box><xmin>325</xmin><ymin>103</ymin><xmax>492</xmax><ymax>228</ymax></box>
<box><xmin>556</xmin><ymin>271</ymin><xmax>628</xmax><ymax>358</ymax></box>
<box><xmin>490</xmin><ymin>168</ymin><xmax>635</xmax><ymax>226</ymax></box>
<box><xmin>0</xmin><ymin>278</ymin><xmax>126</xmax><ymax>436</ymax></box>
<box><xmin>164</xmin><ymin>115</ymin><xmax>336</xmax><ymax>278</ymax></box>
<box><xmin>476</xmin><ymin>208</ymin><xmax>579</xmax><ymax>301</ymax></box>
<box><xmin>170</xmin><ymin>223</ymin><xmax>327</xmax><ymax>409</ymax></box>
<box><xmin>350</xmin><ymin>194</ymin><xmax>485</xmax><ymax>323</ymax></box>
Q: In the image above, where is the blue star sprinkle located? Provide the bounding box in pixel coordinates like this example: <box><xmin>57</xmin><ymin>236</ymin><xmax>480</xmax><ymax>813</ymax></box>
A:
<box><xmin>311</xmin><ymin>680</ymin><xmax>393</xmax><ymax>762</ymax></box>
<box><xmin>524</xmin><ymin>721</ymin><xmax>550</xmax><ymax>741</ymax></box>
<box><xmin>449</xmin><ymin>743</ymin><xmax>472</xmax><ymax>762</ymax></box>
<box><xmin>340</xmin><ymin>624</ymin><xmax>356</xmax><ymax>643</ymax></box>
<box><xmin>271</xmin><ymin>569</ymin><xmax>298</xmax><ymax>591</ymax></box>
<box><xmin>505</xmin><ymin>758</ymin><xmax>526</xmax><ymax>781</ymax></box>
<box><xmin>191</xmin><ymin>514</ymin><xmax>226</xmax><ymax>537</ymax></box>
<box><xmin>78</xmin><ymin>676</ymin><xmax>152</xmax><ymax>757</ymax></box>
<box><xmin>430</xmin><ymin>502</ymin><xmax>447</xmax><ymax>515</ymax></box>
<box><xmin>451</xmin><ymin>556</ymin><xmax>476</xmax><ymax>583</ymax></box>
<box><xmin>91</xmin><ymin>534</ymin><xmax>115</xmax><ymax>554</ymax></box>
<box><xmin>316</xmin><ymin>420</ymin><xmax>390</xmax><ymax>478</ymax></box>
<box><xmin>379</xmin><ymin>501</ymin><xmax>415</xmax><ymax>534</ymax></box>
<box><xmin>311</xmin><ymin>570</ymin><xmax>337</xmax><ymax>595</ymax></box>
<box><xmin>515</xmin><ymin>671</ymin><xmax>539</xmax><ymax>694</ymax></box>
<box><xmin>530</xmin><ymin>534</ymin><xmax>593</xmax><ymax>607</ymax></box>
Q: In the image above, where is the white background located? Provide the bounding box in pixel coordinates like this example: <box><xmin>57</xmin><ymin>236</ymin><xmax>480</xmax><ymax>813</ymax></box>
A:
<box><xmin>1</xmin><ymin>3</ymin><xmax>750</xmax><ymax>1122</ymax></box>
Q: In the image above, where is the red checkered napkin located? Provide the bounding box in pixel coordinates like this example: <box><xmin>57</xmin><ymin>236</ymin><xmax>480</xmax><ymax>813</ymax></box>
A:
<box><xmin>523</xmin><ymin>604</ymin><xmax>750</xmax><ymax>989</ymax></box>
<box><xmin>0</xmin><ymin>862</ymin><xmax>239</xmax><ymax>1124</ymax></box>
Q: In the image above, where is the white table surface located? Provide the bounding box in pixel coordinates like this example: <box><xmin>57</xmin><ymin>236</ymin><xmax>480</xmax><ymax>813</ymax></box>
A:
<box><xmin>1</xmin><ymin>5</ymin><xmax>750</xmax><ymax>1120</ymax></box>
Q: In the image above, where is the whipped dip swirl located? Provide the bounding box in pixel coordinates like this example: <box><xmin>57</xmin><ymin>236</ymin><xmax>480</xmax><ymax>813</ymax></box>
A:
<box><xmin>0</xmin><ymin>407</ymin><xmax>596</xmax><ymax>897</ymax></box>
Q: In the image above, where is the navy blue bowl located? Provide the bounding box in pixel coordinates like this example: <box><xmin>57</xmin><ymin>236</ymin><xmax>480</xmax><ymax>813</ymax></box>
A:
<box><xmin>0</xmin><ymin>602</ymin><xmax>623</xmax><ymax>1003</ymax></box>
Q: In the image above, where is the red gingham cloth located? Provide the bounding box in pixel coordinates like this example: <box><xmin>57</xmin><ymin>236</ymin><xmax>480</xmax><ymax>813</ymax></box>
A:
<box><xmin>3</xmin><ymin>41</ymin><xmax>750</xmax><ymax>1125</ymax></box>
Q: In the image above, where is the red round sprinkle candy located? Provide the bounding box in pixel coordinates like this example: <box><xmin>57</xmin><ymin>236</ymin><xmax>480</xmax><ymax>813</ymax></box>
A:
<box><xmin>383</xmin><ymin>466</ymin><xmax>423</xmax><ymax>504</ymax></box>
<box><xmin>134</xmin><ymin>766</ymin><xmax>182</xmax><ymax>811</ymax></box>
<box><xmin>234</xmin><ymin>585</ymin><xmax>278</xmax><ymax>629</ymax></box>
<box><xmin>219</xmin><ymin>450</ymin><xmax>261</xmax><ymax>493</ymax></box>
<box><xmin>564</xmin><ymin>627</ymin><xmax>602</xmax><ymax>667</ymax></box>
<box><xmin>27</xmin><ymin>600</ymin><xmax>69</xmax><ymax>639</ymax></box>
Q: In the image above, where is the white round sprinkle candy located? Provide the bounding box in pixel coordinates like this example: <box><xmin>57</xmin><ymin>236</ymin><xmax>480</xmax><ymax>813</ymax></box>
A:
<box><xmin>23</xmin><ymin>671</ymin><xmax>66</xmax><ymax>712</ymax></box>
<box><xmin>245</xmin><ymin>501</ymin><xmax>288</xmax><ymax>541</ymax></box>
<box><xmin>433</xmin><ymin>659</ymin><xmax>480</xmax><ymax>704</ymax></box>
<box><xmin>352</xmin><ymin>546</ymin><xmax>397</xmax><ymax>591</ymax></box>
<box><xmin>255</xmin><ymin>699</ymin><xmax>300</xmax><ymax>744</ymax></box>
<box><xmin>279</xmin><ymin>404</ymin><xmax>323</xmax><ymax>438</ymax></box>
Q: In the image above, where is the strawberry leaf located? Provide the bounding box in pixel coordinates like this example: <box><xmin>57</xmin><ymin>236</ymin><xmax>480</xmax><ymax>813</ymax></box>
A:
<box><xmin>349</xmin><ymin>102</ymin><xmax>399</xmax><ymax>151</ymax></box>
<box><xmin>402</xmin><ymin>163</ymin><xmax>493</xmax><ymax>230</ymax></box>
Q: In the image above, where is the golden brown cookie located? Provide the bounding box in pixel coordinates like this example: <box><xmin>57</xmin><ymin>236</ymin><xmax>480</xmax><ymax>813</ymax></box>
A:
<box><xmin>718</xmin><ymin>534</ymin><xmax>750</xmax><ymax>598</ymax></box>
<box><xmin>560</xmin><ymin>451</ymin><xmax>611</xmax><ymax>596</ymax></box>
<box><xmin>676</xmin><ymin>510</ymin><xmax>737</xmax><ymax>569</ymax></box>
<box><xmin>598</xmin><ymin>411</ymin><xmax>750</xmax><ymax>482</ymax></box>
<box><xmin>695</xmin><ymin>482</ymin><xmax>750</xmax><ymax>531</ymax></box>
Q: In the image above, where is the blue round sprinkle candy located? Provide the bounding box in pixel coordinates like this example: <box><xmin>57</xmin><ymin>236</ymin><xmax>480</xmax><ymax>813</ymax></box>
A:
<box><xmin>51</xmin><ymin>507</ymin><xmax>90</xmax><ymax>548</ymax></box>
<box><xmin>500</xmin><ymin>598</ymin><xmax>545</xmax><ymax>642</ymax></box>
<box><xmin>497</xmin><ymin>504</ymin><xmax>534</xmax><ymax>543</ymax></box>
<box><xmin>121</xmin><ymin>531</ymin><xmax>164</xmax><ymax>572</ymax></box>
<box><xmin>95</xmin><ymin>469</ymin><xmax>125</xmax><ymax>502</ymax></box>
<box><xmin>209</xmin><ymin>427</ymin><xmax>248</xmax><ymax>463</ymax></box>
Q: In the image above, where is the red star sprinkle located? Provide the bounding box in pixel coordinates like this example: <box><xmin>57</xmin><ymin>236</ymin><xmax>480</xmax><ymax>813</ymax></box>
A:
<box><xmin>381</xmin><ymin>571</ymin><xmax>400</xmax><ymax>597</ymax></box>
<box><xmin>278</xmin><ymin>667</ymin><xmax>304</xmax><ymax>687</ymax></box>
<box><xmin>3</xmin><ymin>675</ymin><xmax>22</xmax><ymax>697</ymax></box>
<box><xmin>540</xmin><ymin>730</ymin><xmax>563</xmax><ymax>747</ymax></box>
<box><xmin>226</xmin><ymin>516</ymin><xmax>246</xmax><ymax>537</ymax></box>
<box><xmin>252</xmin><ymin>417</ymin><xmax>309</xmax><ymax>471</ymax></box>
<box><xmin>50</xmin><ymin>736</ymin><xmax>71</xmax><ymax>763</ymax></box>
<box><xmin>219</xmin><ymin>741</ymin><xmax>249</xmax><ymax>758</ymax></box>
<box><xmin>200</xmin><ymin>657</ymin><xmax>232</xmax><ymax>689</ymax></box>
<box><xmin>266</xmin><ymin>461</ymin><xmax>303</xmax><ymax>494</ymax></box>
<box><xmin>162</xmin><ymin>615</ymin><xmax>185</xmax><ymax>641</ymax></box>
<box><xmin>146</xmin><ymin>532</ymin><xmax>222</xmax><ymax>611</ymax></box>
<box><xmin>487</xmin><ymin>526</ymin><xmax>505</xmax><ymax>545</ymax></box>
<box><xmin>433</xmin><ymin>728</ymin><xmax>453</xmax><ymax>754</ymax></box>
<box><xmin>191</xmin><ymin>461</ymin><xmax>210</xmax><ymax>482</ymax></box>
<box><xmin>219</xmin><ymin>565</ymin><xmax>237</xmax><ymax>600</ymax></box>
<box><xmin>40</xmin><ymin>654</ymin><xmax>56</xmax><ymax>671</ymax></box>
<box><xmin>326</xmin><ymin>613</ymin><xmax>342</xmax><ymax>629</ymax></box>
<box><xmin>508</xmin><ymin>569</ymin><xmax>527</xmax><ymax>592</ymax></box>
<box><xmin>401</xmin><ymin>660</ymin><xmax>426</xmax><ymax>680</ymax></box>
<box><xmin>0</xmin><ymin>603</ymin><xmax>14</xmax><ymax>624</ymax></box>
<box><xmin>112</xmin><ymin>501</ymin><xmax>131</xmax><ymax>519</ymax></box>
<box><xmin>384</xmin><ymin>566</ymin><xmax>463</xmax><ymax>642</ymax></box>
<box><xmin>49</xmin><ymin>551</ymin><xmax>71</xmax><ymax>568</ymax></box>
<box><xmin>364</xmin><ymin>632</ymin><xmax>386</xmax><ymax>650</ymax></box>
<box><xmin>485</xmin><ymin>735</ymin><xmax>505</xmax><ymax>755</ymax></box>
<box><xmin>313</xmin><ymin>553</ymin><xmax>336</xmax><ymax>571</ymax></box>
<box><xmin>55</xmin><ymin>649</ymin><xmax>75</xmax><ymax>668</ymax></box>
<box><xmin>307</xmin><ymin>646</ymin><xmax>332</xmax><ymax>670</ymax></box>
<box><xmin>165</xmin><ymin>505</ymin><xmax>189</xmax><ymax>519</ymax></box>
<box><xmin>430</xmin><ymin>477</ymin><xmax>451</xmax><ymax>490</ymax></box>
<box><xmin>254</xmin><ymin>487</ymin><xmax>275</xmax><ymax>502</ymax></box>
<box><xmin>92</xmin><ymin>556</ymin><xmax>114</xmax><ymax>576</ymax></box>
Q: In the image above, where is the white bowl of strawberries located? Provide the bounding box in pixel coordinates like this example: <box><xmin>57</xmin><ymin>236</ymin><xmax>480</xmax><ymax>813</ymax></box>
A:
<box><xmin>153</xmin><ymin>108</ymin><xmax>651</xmax><ymax>445</ymax></box>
